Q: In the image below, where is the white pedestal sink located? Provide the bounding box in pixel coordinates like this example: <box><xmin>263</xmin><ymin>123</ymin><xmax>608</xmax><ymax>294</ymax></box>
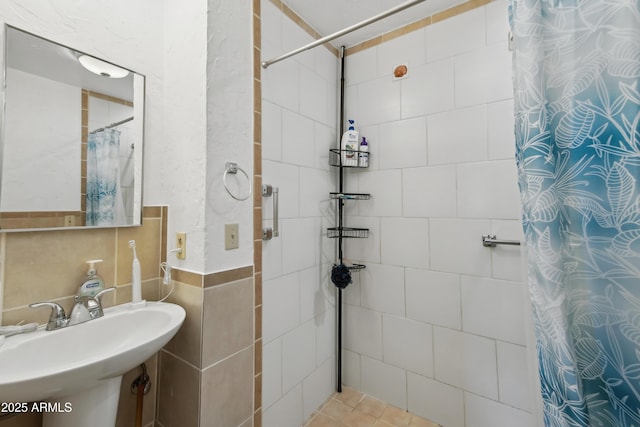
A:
<box><xmin>0</xmin><ymin>301</ymin><xmax>185</xmax><ymax>427</ymax></box>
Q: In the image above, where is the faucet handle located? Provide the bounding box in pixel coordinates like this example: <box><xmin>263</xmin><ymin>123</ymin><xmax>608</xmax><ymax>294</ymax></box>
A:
<box><xmin>74</xmin><ymin>295</ymin><xmax>102</xmax><ymax>319</ymax></box>
<box><xmin>95</xmin><ymin>287</ymin><xmax>116</xmax><ymax>305</ymax></box>
<box><xmin>29</xmin><ymin>301</ymin><xmax>67</xmax><ymax>331</ymax></box>
<box><xmin>76</xmin><ymin>287</ymin><xmax>115</xmax><ymax>319</ymax></box>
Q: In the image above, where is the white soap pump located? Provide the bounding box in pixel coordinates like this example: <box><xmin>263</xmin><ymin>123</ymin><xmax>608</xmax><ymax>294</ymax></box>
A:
<box><xmin>79</xmin><ymin>259</ymin><xmax>105</xmax><ymax>297</ymax></box>
<box><xmin>129</xmin><ymin>240</ymin><xmax>145</xmax><ymax>307</ymax></box>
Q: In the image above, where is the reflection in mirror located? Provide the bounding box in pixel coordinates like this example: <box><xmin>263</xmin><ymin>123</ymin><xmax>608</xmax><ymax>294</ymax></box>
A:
<box><xmin>0</xmin><ymin>25</ymin><xmax>145</xmax><ymax>230</ymax></box>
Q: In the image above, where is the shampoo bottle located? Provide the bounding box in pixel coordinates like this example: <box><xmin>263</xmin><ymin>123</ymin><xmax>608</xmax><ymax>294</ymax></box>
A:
<box><xmin>79</xmin><ymin>260</ymin><xmax>105</xmax><ymax>297</ymax></box>
<box><xmin>340</xmin><ymin>120</ymin><xmax>359</xmax><ymax>166</ymax></box>
<box><xmin>359</xmin><ymin>136</ymin><xmax>369</xmax><ymax>167</ymax></box>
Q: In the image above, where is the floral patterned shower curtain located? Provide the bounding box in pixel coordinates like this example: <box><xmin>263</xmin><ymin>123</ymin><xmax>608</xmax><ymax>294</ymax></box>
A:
<box><xmin>510</xmin><ymin>0</ymin><xmax>640</xmax><ymax>425</ymax></box>
<box><xmin>86</xmin><ymin>128</ymin><xmax>125</xmax><ymax>226</ymax></box>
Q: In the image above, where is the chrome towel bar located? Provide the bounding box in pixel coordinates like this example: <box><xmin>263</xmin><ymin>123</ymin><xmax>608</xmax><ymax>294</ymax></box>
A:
<box><xmin>482</xmin><ymin>234</ymin><xmax>521</xmax><ymax>247</ymax></box>
<box><xmin>262</xmin><ymin>184</ymin><xmax>279</xmax><ymax>240</ymax></box>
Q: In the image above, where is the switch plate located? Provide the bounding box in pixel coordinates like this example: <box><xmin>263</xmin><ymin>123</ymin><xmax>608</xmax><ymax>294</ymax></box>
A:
<box><xmin>176</xmin><ymin>232</ymin><xmax>186</xmax><ymax>259</ymax></box>
<box><xmin>225</xmin><ymin>224</ymin><xmax>239</xmax><ymax>250</ymax></box>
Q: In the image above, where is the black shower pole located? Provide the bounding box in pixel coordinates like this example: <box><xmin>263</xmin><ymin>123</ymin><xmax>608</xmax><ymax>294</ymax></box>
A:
<box><xmin>336</xmin><ymin>45</ymin><xmax>346</xmax><ymax>393</ymax></box>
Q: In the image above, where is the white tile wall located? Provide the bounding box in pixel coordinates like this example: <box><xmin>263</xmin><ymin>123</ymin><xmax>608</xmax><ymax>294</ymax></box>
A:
<box><xmin>406</xmin><ymin>269</ymin><xmax>461</xmax><ymax>330</ymax></box>
<box><xmin>461</xmin><ymin>276</ymin><xmax>527</xmax><ymax>344</ymax></box>
<box><xmin>281</xmin><ymin>218</ymin><xmax>317</xmax><ymax>274</ymax></box>
<box><xmin>282</xmin><ymin>110</ymin><xmax>316</xmax><ymax>168</ymax></box>
<box><xmin>429</xmin><ymin>218</ymin><xmax>492</xmax><ymax>276</ymax></box>
<box><xmin>358</xmin><ymin>170</ymin><xmax>403</xmax><ymax>217</ymax></box>
<box><xmin>263</xmin><ymin>338</ymin><xmax>282</xmax><ymax>409</ymax></box>
<box><xmin>401</xmin><ymin>58</ymin><xmax>455</xmax><ymax>118</ymax></box>
<box><xmin>426</xmin><ymin>7</ymin><xmax>486</xmax><ymax>62</ymax></box>
<box><xmin>377</xmin><ymin>29</ymin><xmax>426</xmax><ymax>78</ymax></box>
<box><xmin>378</xmin><ymin>117</ymin><xmax>428</xmax><ymax>169</ymax></box>
<box><xmin>427</xmin><ymin>105</ymin><xmax>488</xmax><ymax>165</ymax></box>
<box><xmin>299</xmin><ymin>66</ymin><xmax>329</xmax><ymax>124</ymax></box>
<box><xmin>465</xmin><ymin>392</ymin><xmax>535</xmax><ymax>427</ymax></box>
<box><xmin>488</xmin><ymin>99</ymin><xmax>516</xmax><ymax>160</ymax></box>
<box><xmin>263</xmin><ymin>384</ymin><xmax>303</xmax><ymax>427</ymax></box>
<box><xmin>454</xmin><ymin>42</ymin><xmax>513</xmax><ymax>107</ymax></box>
<box><xmin>457</xmin><ymin>160</ymin><xmax>521</xmax><ymax>219</ymax></box>
<box><xmin>356</xmin><ymin>78</ymin><xmax>401</xmax><ymax>126</ymax></box>
<box><xmin>497</xmin><ymin>341</ymin><xmax>533</xmax><ymax>411</ymax></box>
<box><xmin>359</xmin><ymin>262</ymin><xmax>405</xmax><ymax>316</ymax></box>
<box><xmin>402</xmin><ymin>166</ymin><xmax>457</xmax><ymax>218</ymax></box>
<box><xmin>302</xmin><ymin>359</ymin><xmax>334</xmax><ymax>422</ymax></box>
<box><xmin>263</xmin><ymin>273</ymin><xmax>300</xmax><ymax>343</ymax></box>
<box><xmin>361</xmin><ymin>356</ymin><xmax>408</xmax><ymax>410</ymax></box>
<box><xmin>434</xmin><ymin>327</ymin><xmax>499</xmax><ymax>399</ymax></box>
<box><xmin>407</xmin><ymin>373</ymin><xmax>465</xmax><ymax>427</ymax></box>
<box><xmin>264</xmin><ymin>2</ymin><xmax>538</xmax><ymax>426</ymax></box>
<box><xmin>383</xmin><ymin>314</ymin><xmax>434</xmax><ymax>377</ymax></box>
<box><xmin>282</xmin><ymin>320</ymin><xmax>317</xmax><ymax>392</ymax></box>
<box><xmin>262</xmin><ymin>101</ymin><xmax>283</xmax><ymax>161</ymax></box>
<box><xmin>342</xmin><ymin>349</ymin><xmax>361</xmax><ymax>389</ymax></box>
<box><xmin>380</xmin><ymin>217</ymin><xmax>429</xmax><ymax>268</ymax></box>
<box><xmin>344</xmin><ymin>305</ymin><xmax>383</xmax><ymax>359</ymax></box>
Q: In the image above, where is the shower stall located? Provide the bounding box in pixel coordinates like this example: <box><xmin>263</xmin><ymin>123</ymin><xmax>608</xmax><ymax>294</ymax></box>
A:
<box><xmin>260</xmin><ymin>1</ymin><xmax>540</xmax><ymax>426</ymax></box>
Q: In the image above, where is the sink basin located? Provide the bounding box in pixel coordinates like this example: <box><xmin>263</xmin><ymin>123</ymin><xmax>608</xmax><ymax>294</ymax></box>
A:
<box><xmin>0</xmin><ymin>301</ymin><xmax>185</xmax><ymax>426</ymax></box>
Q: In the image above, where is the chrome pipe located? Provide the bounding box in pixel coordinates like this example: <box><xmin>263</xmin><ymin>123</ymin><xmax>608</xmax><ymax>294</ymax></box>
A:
<box><xmin>261</xmin><ymin>0</ymin><xmax>428</xmax><ymax>69</ymax></box>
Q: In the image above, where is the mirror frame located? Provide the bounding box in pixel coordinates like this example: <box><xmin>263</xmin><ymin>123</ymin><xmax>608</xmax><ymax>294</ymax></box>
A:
<box><xmin>0</xmin><ymin>24</ymin><xmax>146</xmax><ymax>232</ymax></box>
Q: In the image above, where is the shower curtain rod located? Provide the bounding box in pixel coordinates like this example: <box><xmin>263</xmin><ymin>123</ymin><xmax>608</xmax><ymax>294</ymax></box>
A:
<box><xmin>261</xmin><ymin>0</ymin><xmax>428</xmax><ymax>69</ymax></box>
<box><xmin>90</xmin><ymin>116</ymin><xmax>134</xmax><ymax>134</ymax></box>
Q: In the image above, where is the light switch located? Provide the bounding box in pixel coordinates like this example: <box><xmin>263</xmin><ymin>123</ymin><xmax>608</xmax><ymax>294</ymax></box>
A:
<box><xmin>225</xmin><ymin>224</ymin><xmax>239</xmax><ymax>250</ymax></box>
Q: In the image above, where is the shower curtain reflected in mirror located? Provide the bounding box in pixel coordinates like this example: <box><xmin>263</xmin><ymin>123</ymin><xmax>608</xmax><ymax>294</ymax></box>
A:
<box><xmin>86</xmin><ymin>128</ymin><xmax>126</xmax><ymax>226</ymax></box>
<box><xmin>511</xmin><ymin>1</ymin><xmax>640</xmax><ymax>426</ymax></box>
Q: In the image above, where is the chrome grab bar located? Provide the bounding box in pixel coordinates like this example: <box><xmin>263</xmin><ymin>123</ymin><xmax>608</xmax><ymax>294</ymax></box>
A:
<box><xmin>482</xmin><ymin>234</ymin><xmax>521</xmax><ymax>247</ymax></box>
<box><xmin>262</xmin><ymin>184</ymin><xmax>279</xmax><ymax>240</ymax></box>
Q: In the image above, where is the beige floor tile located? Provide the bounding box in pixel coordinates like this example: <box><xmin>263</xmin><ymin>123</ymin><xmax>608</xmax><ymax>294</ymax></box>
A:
<box><xmin>306</xmin><ymin>413</ymin><xmax>340</xmax><ymax>427</ymax></box>
<box><xmin>308</xmin><ymin>389</ymin><xmax>441</xmax><ymax>427</ymax></box>
<box><xmin>322</xmin><ymin>399</ymin><xmax>354</xmax><ymax>422</ymax></box>
<box><xmin>334</xmin><ymin>387</ymin><xmax>365</xmax><ymax>408</ymax></box>
<box><xmin>355</xmin><ymin>395</ymin><xmax>386</xmax><ymax>418</ymax></box>
<box><xmin>380</xmin><ymin>405</ymin><xmax>412</xmax><ymax>426</ymax></box>
<box><xmin>409</xmin><ymin>416</ymin><xmax>441</xmax><ymax>427</ymax></box>
<box><xmin>341</xmin><ymin>410</ymin><xmax>379</xmax><ymax>427</ymax></box>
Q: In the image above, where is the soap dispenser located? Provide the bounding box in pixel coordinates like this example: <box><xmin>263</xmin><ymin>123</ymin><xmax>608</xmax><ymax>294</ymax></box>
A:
<box><xmin>79</xmin><ymin>259</ymin><xmax>105</xmax><ymax>297</ymax></box>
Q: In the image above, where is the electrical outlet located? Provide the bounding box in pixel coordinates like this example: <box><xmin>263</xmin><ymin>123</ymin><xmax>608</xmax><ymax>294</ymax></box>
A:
<box><xmin>225</xmin><ymin>224</ymin><xmax>239</xmax><ymax>250</ymax></box>
<box><xmin>176</xmin><ymin>232</ymin><xmax>186</xmax><ymax>259</ymax></box>
<box><xmin>64</xmin><ymin>215</ymin><xmax>75</xmax><ymax>227</ymax></box>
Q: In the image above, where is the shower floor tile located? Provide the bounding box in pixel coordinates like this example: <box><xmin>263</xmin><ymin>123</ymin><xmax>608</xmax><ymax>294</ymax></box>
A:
<box><xmin>304</xmin><ymin>387</ymin><xmax>441</xmax><ymax>427</ymax></box>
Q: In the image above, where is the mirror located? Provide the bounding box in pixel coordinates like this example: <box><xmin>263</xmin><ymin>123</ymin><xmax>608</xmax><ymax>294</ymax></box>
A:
<box><xmin>0</xmin><ymin>25</ymin><xmax>145</xmax><ymax>230</ymax></box>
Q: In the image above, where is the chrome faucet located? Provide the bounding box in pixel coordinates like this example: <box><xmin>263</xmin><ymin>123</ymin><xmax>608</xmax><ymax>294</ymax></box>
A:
<box><xmin>29</xmin><ymin>287</ymin><xmax>116</xmax><ymax>331</ymax></box>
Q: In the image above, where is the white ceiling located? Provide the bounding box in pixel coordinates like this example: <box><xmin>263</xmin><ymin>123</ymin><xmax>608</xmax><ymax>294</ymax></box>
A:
<box><xmin>282</xmin><ymin>0</ymin><xmax>467</xmax><ymax>47</ymax></box>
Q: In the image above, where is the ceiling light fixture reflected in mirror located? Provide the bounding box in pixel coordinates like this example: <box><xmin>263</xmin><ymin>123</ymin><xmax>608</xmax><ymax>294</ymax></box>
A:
<box><xmin>78</xmin><ymin>55</ymin><xmax>129</xmax><ymax>78</ymax></box>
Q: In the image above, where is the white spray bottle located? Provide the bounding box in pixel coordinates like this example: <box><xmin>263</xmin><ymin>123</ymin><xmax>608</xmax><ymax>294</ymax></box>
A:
<box><xmin>129</xmin><ymin>240</ymin><xmax>145</xmax><ymax>307</ymax></box>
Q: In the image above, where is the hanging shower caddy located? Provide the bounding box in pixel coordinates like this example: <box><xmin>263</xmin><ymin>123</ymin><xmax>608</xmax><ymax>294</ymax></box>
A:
<box><xmin>329</xmin><ymin>144</ymin><xmax>370</xmax><ymax>392</ymax></box>
<box><xmin>328</xmin><ymin>147</ymin><xmax>370</xmax><ymax>267</ymax></box>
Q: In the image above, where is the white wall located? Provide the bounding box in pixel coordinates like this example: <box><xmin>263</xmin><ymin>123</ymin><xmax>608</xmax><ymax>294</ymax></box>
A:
<box><xmin>204</xmin><ymin>0</ymin><xmax>254</xmax><ymax>273</ymax></box>
<box><xmin>342</xmin><ymin>2</ymin><xmax>539</xmax><ymax>427</ymax></box>
<box><xmin>2</xmin><ymin>68</ymin><xmax>80</xmax><ymax>212</ymax></box>
<box><xmin>260</xmin><ymin>1</ymin><xmax>339</xmax><ymax>426</ymax></box>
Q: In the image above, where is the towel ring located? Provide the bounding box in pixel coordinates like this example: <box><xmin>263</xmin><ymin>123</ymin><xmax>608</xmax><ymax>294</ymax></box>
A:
<box><xmin>223</xmin><ymin>162</ymin><xmax>252</xmax><ymax>201</ymax></box>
